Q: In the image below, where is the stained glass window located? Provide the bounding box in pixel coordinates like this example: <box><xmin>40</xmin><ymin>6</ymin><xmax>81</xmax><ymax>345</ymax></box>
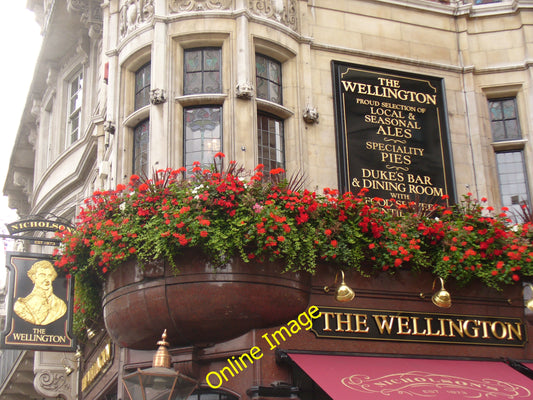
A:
<box><xmin>184</xmin><ymin>106</ymin><xmax>222</xmax><ymax>171</ymax></box>
<box><xmin>256</xmin><ymin>54</ymin><xmax>282</xmax><ymax>104</ymax></box>
<box><xmin>135</xmin><ymin>63</ymin><xmax>151</xmax><ymax>110</ymax></box>
<box><xmin>133</xmin><ymin>119</ymin><xmax>150</xmax><ymax>176</ymax></box>
<box><xmin>184</xmin><ymin>48</ymin><xmax>222</xmax><ymax>95</ymax></box>
<box><xmin>68</xmin><ymin>70</ymin><xmax>83</xmax><ymax>144</ymax></box>
<box><xmin>257</xmin><ymin>113</ymin><xmax>284</xmax><ymax>172</ymax></box>
<box><xmin>489</xmin><ymin>98</ymin><xmax>520</xmax><ymax>141</ymax></box>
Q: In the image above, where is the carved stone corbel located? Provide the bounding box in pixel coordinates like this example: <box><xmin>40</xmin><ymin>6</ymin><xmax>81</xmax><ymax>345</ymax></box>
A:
<box><xmin>303</xmin><ymin>105</ymin><xmax>319</xmax><ymax>124</ymax></box>
<box><xmin>150</xmin><ymin>88</ymin><xmax>167</xmax><ymax>104</ymax></box>
<box><xmin>13</xmin><ymin>170</ymin><xmax>33</xmax><ymax>197</ymax></box>
<box><xmin>33</xmin><ymin>352</ymin><xmax>78</xmax><ymax>400</ymax></box>
<box><xmin>46</xmin><ymin>65</ymin><xmax>58</xmax><ymax>88</ymax></box>
<box><xmin>236</xmin><ymin>82</ymin><xmax>254</xmax><ymax>99</ymax></box>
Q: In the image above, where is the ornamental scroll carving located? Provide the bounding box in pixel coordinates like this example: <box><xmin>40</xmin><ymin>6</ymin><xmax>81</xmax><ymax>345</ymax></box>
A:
<box><xmin>169</xmin><ymin>0</ymin><xmax>232</xmax><ymax>13</ymax></box>
<box><xmin>249</xmin><ymin>0</ymin><xmax>297</xmax><ymax>30</ymax></box>
<box><xmin>33</xmin><ymin>352</ymin><xmax>78</xmax><ymax>400</ymax></box>
<box><xmin>119</xmin><ymin>0</ymin><xmax>155</xmax><ymax>38</ymax></box>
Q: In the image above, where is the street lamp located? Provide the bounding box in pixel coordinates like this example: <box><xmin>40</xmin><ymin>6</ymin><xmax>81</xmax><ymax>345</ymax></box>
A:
<box><xmin>123</xmin><ymin>330</ymin><xmax>198</xmax><ymax>400</ymax></box>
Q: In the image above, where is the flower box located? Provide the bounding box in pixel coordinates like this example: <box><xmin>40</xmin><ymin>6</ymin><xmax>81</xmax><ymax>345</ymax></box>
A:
<box><xmin>102</xmin><ymin>250</ymin><xmax>311</xmax><ymax>349</ymax></box>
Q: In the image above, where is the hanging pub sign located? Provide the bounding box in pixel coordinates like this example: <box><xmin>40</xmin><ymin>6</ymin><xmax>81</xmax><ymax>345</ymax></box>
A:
<box><xmin>332</xmin><ymin>61</ymin><xmax>456</xmax><ymax>207</ymax></box>
<box><xmin>311</xmin><ymin>306</ymin><xmax>526</xmax><ymax>347</ymax></box>
<box><xmin>1</xmin><ymin>216</ymin><xmax>74</xmax><ymax>246</ymax></box>
<box><xmin>0</xmin><ymin>252</ymin><xmax>76</xmax><ymax>351</ymax></box>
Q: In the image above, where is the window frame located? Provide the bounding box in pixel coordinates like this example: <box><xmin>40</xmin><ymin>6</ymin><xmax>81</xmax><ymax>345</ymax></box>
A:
<box><xmin>132</xmin><ymin>118</ymin><xmax>150</xmax><ymax>177</ymax></box>
<box><xmin>257</xmin><ymin>112</ymin><xmax>285</xmax><ymax>172</ymax></box>
<box><xmin>183</xmin><ymin>105</ymin><xmax>223</xmax><ymax>172</ymax></box>
<box><xmin>121</xmin><ymin>46</ymin><xmax>151</xmax><ymax>177</ymax></box>
<box><xmin>134</xmin><ymin>62</ymin><xmax>151</xmax><ymax>111</ymax></box>
<box><xmin>66</xmin><ymin>68</ymin><xmax>83</xmax><ymax>145</ymax></box>
<box><xmin>488</xmin><ymin>97</ymin><xmax>521</xmax><ymax>142</ymax></box>
<box><xmin>255</xmin><ymin>53</ymin><xmax>282</xmax><ymax>105</ymax></box>
<box><xmin>183</xmin><ymin>47</ymin><xmax>222</xmax><ymax>95</ymax></box>
<box><xmin>486</xmin><ymin>93</ymin><xmax>531</xmax><ymax>219</ymax></box>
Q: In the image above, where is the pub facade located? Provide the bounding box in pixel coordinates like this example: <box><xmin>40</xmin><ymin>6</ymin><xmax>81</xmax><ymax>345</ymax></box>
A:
<box><xmin>1</xmin><ymin>0</ymin><xmax>533</xmax><ymax>399</ymax></box>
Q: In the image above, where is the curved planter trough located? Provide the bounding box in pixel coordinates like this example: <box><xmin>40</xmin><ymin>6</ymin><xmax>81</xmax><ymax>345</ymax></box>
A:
<box><xmin>102</xmin><ymin>251</ymin><xmax>312</xmax><ymax>349</ymax></box>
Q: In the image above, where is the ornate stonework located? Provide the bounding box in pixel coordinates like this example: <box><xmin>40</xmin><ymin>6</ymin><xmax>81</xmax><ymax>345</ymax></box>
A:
<box><xmin>249</xmin><ymin>0</ymin><xmax>297</xmax><ymax>30</ymax></box>
<box><xmin>303</xmin><ymin>104</ymin><xmax>319</xmax><ymax>124</ymax></box>
<box><xmin>33</xmin><ymin>352</ymin><xmax>78</xmax><ymax>400</ymax></box>
<box><xmin>119</xmin><ymin>0</ymin><xmax>155</xmax><ymax>38</ymax></box>
<box><xmin>236</xmin><ymin>82</ymin><xmax>254</xmax><ymax>99</ymax></box>
<box><xmin>67</xmin><ymin>0</ymin><xmax>103</xmax><ymax>37</ymax></box>
<box><xmin>150</xmin><ymin>88</ymin><xmax>167</xmax><ymax>104</ymax></box>
<box><xmin>169</xmin><ymin>0</ymin><xmax>232</xmax><ymax>13</ymax></box>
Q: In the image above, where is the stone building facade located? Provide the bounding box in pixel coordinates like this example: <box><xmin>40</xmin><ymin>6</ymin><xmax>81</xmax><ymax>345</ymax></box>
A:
<box><xmin>1</xmin><ymin>0</ymin><xmax>533</xmax><ymax>399</ymax></box>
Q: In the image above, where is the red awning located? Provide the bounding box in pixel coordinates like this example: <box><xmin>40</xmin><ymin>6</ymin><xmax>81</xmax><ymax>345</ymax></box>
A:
<box><xmin>288</xmin><ymin>353</ymin><xmax>533</xmax><ymax>399</ymax></box>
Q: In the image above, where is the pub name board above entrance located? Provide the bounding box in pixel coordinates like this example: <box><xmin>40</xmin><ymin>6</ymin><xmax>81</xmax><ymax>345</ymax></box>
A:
<box><xmin>332</xmin><ymin>62</ymin><xmax>456</xmax><ymax>206</ymax></box>
<box><xmin>311</xmin><ymin>306</ymin><xmax>526</xmax><ymax>347</ymax></box>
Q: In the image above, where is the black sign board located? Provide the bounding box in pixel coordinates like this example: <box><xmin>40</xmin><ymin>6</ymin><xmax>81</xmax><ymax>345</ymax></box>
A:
<box><xmin>332</xmin><ymin>62</ymin><xmax>456</xmax><ymax>207</ymax></box>
<box><xmin>312</xmin><ymin>306</ymin><xmax>526</xmax><ymax>347</ymax></box>
<box><xmin>0</xmin><ymin>252</ymin><xmax>76</xmax><ymax>351</ymax></box>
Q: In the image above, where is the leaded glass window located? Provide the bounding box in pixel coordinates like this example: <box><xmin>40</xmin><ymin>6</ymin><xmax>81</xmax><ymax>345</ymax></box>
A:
<box><xmin>184</xmin><ymin>106</ymin><xmax>222</xmax><ymax>171</ymax></box>
<box><xmin>184</xmin><ymin>48</ymin><xmax>222</xmax><ymax>95</ymax></box>
<box><xmin>135</xmin><ymin>63</ymin><xmax>151</xmax><ymax>110</ymax></box>
<box><xmin>67</xmin><ymin>70</ymin><xmax>83</xmax><ymax>144</ymax></box>
<box><xmin>489</xmin><ymin>98</ymin><xmax>521</xmax><ymax>141</ymax></box>
<box><xmin>257</xmin><ymin>113</ymin><xmax>284</xmax><ymax>172</ymax></box>
<box><xmin>133</xmin><ymin>119</ymin><xmax>150</xmax><ymax>176</ymax></box>
<box><xmin>488</xmin><ymin>97</ymin><xmax>530</xmax><ymax>221</ymax></box>
<box><xmin>495</xmin><ymin>151</ymin><xmax>530</xmax><ymax>218</ymax></box>
<box><xmin>256</xmin><ymin>54</ymin><xmax>282</xmax><ymax>104</ymax></box>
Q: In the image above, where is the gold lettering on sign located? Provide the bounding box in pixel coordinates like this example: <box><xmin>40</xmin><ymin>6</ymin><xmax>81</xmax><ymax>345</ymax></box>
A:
<box><xmin>320</xmin><ymin>311</ymin><xmax>523</xmax><ymax>343</ymax></box>
<box><xmin>82</xmin><ymin>342</ymin><xmax>113</xmax><ymax>392</ymax></box>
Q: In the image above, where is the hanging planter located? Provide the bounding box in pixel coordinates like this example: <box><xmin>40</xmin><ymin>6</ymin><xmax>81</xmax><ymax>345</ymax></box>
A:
<box><xmin>102</xmin><ymin>251</ymin><xmax>311</xmax><ymax>349</ymax></box>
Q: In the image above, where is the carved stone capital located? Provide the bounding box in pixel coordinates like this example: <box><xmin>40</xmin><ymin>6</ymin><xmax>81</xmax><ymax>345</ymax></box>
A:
<box><xmin>150</xmin><ymin>88</ymin><xmax>167</xmax><ymax>104</ymax></box>
<box><xmin>303</xmin><ymin>105</ymin><xmax>319</xmax><ymax>124</ymax></box>
<box><xmin>236</xmin><ymin>82</ymin><xmax>254</xmax><ymax>99</ymax></box>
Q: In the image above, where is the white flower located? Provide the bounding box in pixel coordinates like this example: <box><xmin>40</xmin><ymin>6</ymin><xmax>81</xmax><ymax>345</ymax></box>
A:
<box><xmin>192</xmin><ymin>184</ymin><xmax>204</xmax><ymax>194</ymax></box>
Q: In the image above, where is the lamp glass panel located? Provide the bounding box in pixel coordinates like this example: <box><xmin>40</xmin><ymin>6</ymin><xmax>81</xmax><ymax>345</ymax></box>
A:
<box><xmin>123</xmin><ymin>372</ymin><xmax>146</xmax><ymax>400</ymax></box>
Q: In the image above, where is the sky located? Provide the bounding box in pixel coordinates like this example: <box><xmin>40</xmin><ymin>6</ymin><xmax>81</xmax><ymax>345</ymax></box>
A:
<box><xmin>0</xmin><ymin>3</ymin><xmax>42</xmax><ymax>287</ymax></box>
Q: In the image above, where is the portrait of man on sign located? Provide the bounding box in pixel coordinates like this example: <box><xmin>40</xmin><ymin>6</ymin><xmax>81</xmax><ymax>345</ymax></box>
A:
<box><xmin>13</xmin><ymin>260</ymin><xmax>67</xmax><ymax>325</ymax></box>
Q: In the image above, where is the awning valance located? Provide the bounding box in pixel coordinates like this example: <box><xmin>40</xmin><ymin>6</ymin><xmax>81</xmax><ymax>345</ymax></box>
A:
<box><xmin>287</xmin><ymin>353</ymin><xmax>533</xmax><ymax>399</ymax></box>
